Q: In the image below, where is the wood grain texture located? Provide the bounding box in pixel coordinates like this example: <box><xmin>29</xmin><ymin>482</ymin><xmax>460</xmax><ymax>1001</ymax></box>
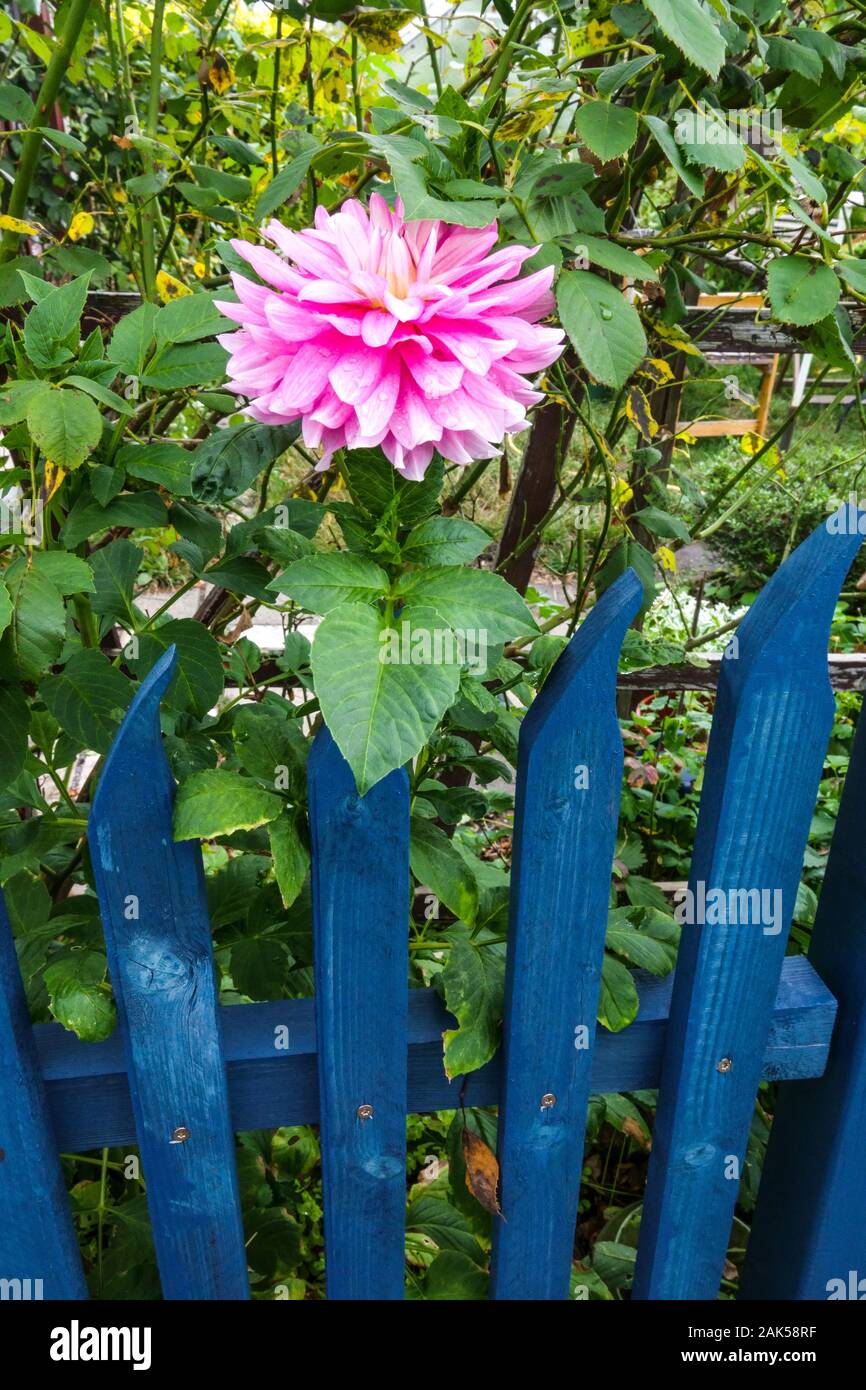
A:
<box><xmin>307</xmin><ymin>729</ymin><xmax>410</xmax><ymax>1300</ymax></box>
<box><xmin>490</xmin><ymin>570</ymin><xmax>643</xmax><ymax>1300</ymax></box>
<box><xmin>617</xmin><ymin>653</ymin><xmax>866</xmax><ymax>694</ymax></box>
<box><xmin>632</xmin><ymin>512</ymin><xmax>864</xmax><ymax>1301</ymax></box>
<box><xmin>33</xmin><ymin>955</ymin><xmax>835</xmax><ymax>1153</ymax></box>
<box><xmin>89</xmin><ymin>646</ymin><xmax>249</xmax><ymax>1300</ymax></box>
<box><xmin>741</xmin><ymin>700</ymin><xmax>866</xmax><ymax>1299</ymax></box>
<box><xmin>0</xmin><ymin>890</ymin><xmax>88</xmax><ymax>1299</ymax></box>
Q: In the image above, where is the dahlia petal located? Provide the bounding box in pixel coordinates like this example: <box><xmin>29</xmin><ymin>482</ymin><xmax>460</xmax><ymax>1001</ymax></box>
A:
<box><xmin>230</xmin><ymin>239</ymin><xmax>303</xmax><ymax>293</ymax></box>
<box><xmin>270</xmin><ymin>341</ymin><xmax>340</xmax><ymax>413</ymax></box>
<box><xmin>427</xmin><ymin>328</ymin><xmax>517</xmax><ymax>375</ymax></box>
<box><xmin>402</xmin><ymin>347</ymin><xmax>464</xmax><ymax>399</ymax></box>
<box><xmin>361</xmin><ymin>309</ymin><xmax>398</xmax><ymax>347</ymax></box>
<box><xmin>329</xmin><ymin>346</ymin><xmax>386</xmax><ymax>406</ymax></box>
<box><xmin>432</xmin><ymin>224</ymin><xmax>499</xmax><ymax>278</ymax></box>
<box><xmin>297</xmin><ymin>279</ymin><xmax>367</xmax><ymax>305</ymax></box>
<box><xmin>354</xmin><ymin>361</ymin><xmax>401</xmax><ymax>437</ymax></box>
<box><xmin>263</xmin><ymin>295</ymin><xmax>321</xmax><ymax>341</ymax></box>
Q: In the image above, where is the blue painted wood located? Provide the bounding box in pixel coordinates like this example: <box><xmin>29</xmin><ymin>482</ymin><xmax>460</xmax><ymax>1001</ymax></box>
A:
<box><xmin>0</xmin><ymin>890</ymin><xmax>88</xmax><ymax>1299</ymax></box>
<box><xmin>741</xmin><ymin>696</ymin><xmax>866</xmax><ymax>1300</ymax></box>
<box><xmin>633</xmin><ymin>514</ymin><xmax>864</xmax><ymax>1301</ymax></box>
<box><xmin>89</xmin><ymin>646</ymin><xmax>249</xmax><ymax>1300</ymax></box>
<box><xmin>490</xmin><ymin>570</ymin><xmax>643</xmax><ymax>1300</ymax></box>
<box><xmin>307</xmin><ymin>729</ymin><xmax>410</xmax><ymax>1300</ymax></box>
<box><xmin>32</xmin><ymin>955</ymin><xmax>836</xmax><ymax>1153</ymax></box>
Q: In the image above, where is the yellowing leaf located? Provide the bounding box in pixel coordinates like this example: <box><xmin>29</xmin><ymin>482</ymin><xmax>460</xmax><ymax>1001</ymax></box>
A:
<box><xmin>155</xmin><ymin>270</ymin><xmax>192</xmax><ymax>303</ymax></box>
<box><xmin>0</xmin><ymin>213</ymin><xmax>41</xmax><ymax>236</ymax></box>
<box><xmin>625</xmin><ymin>385</ymin><xmax>659</xmax><ymax>441</ymax></box>
<box><xmin>206</xmin><ymin>52</ymin><xmax>234</xmax><ymax>95</ymax></box>
<box><xmin>41</xmin><ymin>460</ymin><xmax>66</xmax><ymax>505</ymax></box>
<box><xmin>68</xmin><ymin>211</ymin><xmax>94</xmax><ymax>242</ymax></box>
<box><xmin>657</xmin><ymin>545</ymin><xmax>677</xmax><ymax>572</ymax></box>
<box><xmin>462</xmin><ymin>1126</ymin><xmax>501</xmax><ymax>1216</ymax></box>
<box><xmin>349</xmin><ymin>11</ymin><xmax>415</xmax><ymax>53</ymax></box>
<box><xmin>639</xmin><ymin>357</ymin><xmax>675</xmax><ymax>386</ymax></box>
<box><xmin>612</xmin><ymin>477</ymin><xmax>634</xmax><ymax>508</ymax></box>
<box><xmin>193</xmin><ymin>260</ymin><xmax>206</xmax><ymax>280</ymax></box>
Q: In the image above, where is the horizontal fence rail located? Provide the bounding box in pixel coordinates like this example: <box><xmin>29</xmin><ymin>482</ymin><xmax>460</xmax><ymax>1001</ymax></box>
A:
<box><xmin>30</xmin><ymin>956</ymin><xmax>836</xmax><ymax>1152</ymax></box>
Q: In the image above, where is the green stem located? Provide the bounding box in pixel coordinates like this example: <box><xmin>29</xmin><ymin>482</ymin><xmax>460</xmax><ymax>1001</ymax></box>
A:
<box><xmin>0</xmin><ymin>0</ymin><xmax>96</xmax><ymax>262</ymax></box>
<box><xmin>141</xmin><ymin>0</ymin><xmax>167</xmax><ymax>300</ymax></box>
<box><xmin>270</xmin><ymin>11</ymin><xmax>283</xmax><ymax>170</ymax></box>
<box><xmin>72</xmin><ymin>592</ymin><xmax>99</xmax><ymax>649</ymax></box>
<box><xmin>351</xmin><ymin>33</ymin><xmax>363</xmax><ymax>131</ymax></box>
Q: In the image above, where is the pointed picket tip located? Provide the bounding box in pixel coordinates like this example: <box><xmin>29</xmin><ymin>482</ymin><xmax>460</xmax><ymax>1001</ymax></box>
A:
<box><xmin>521</xmin><ymin>567</ymin><xmax>643</xmax><ymax>748</ymax></box>
<box><xmin>725</xmin><ymin>506</ymin><xmax>864</xmax><ymax>695</ymax></box>
<box><xmin>92</xmin><ymin>644</ymin><xmax>178</xmax><ymax>816</ymax></box>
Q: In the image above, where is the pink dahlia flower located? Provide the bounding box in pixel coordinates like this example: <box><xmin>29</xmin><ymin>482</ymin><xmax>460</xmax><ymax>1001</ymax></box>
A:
<box><xmin>214</xmin><ymin>194</ymin><xmax>564</xmax><ymax>480</ymax></box>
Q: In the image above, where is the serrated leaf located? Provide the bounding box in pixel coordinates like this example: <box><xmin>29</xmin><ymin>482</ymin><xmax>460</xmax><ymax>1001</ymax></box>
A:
<box><xmin>410</xmin><ymin>816</ymin><xmax>478</xmax><ymax>925</ymax></box>
<box><xmin>767</xmin><ymin>255</ymin><xmax>840</xmax><ymax>327</ymax></box>
<box><xmin>268</xmin><ymin>807</ymin><xmax>310</xmax><ymax>909</ymax></box>
<box><xmin>642</xmin><ymin>0</ymin><xmax>725</xmax><ymax>77</ymax></box>
<box><xmin>402</xmin><ymin>516</ymin><xmax>490</xmax><ymax>565</ymax></box>
<box><xmin>599</xmin><ymin>954</ymin><xmax>639</xmax><ymax>1032</ymax></box>
<box><xmin>440</xmin><ymin>939</ymin><xmax>505</xmax><ymax>1078</ymax></box>
<box><xmin>573</xmin><ymin>100</ymin><xmax>638</xmax><ymax>160</ymax></box>
<box><xmin>41</xmin><ymin>649</ymin><xmax>133</xmax><ymax>753</ymax></box>
<box><xmin>557</xmin><ymin>270</ymin><xmax>647</xmax><ymax>388</ymax></box>
<box><xmin>129</xmin><ymin>619</ymin><xmax>224</xmax><ymax>716</ymax></box>
<box><xmin>574</xmin><ymin>234</ymin><xmax>659</xmax><ymax>283</ymax></box>
<box><xmin>44</xmin><ymin>951</ymin><xmax>116</xmax><ymax>1041</ymax></box>
<box><xmin>189</xmin><ymin>422</ymin><xmax>300</xmax><ymax>503</ymax></box>
<box><xmin>311</xmin><ymin>602</ymin><xmax>461</xmax><ymax>794</ymax></box>
<box><xmin>26</xmin><ymin>387</ymin><xmax>102</xmax><ymax>469</ymax></box>
<box><xmin>174</xmin><ymin>768</ymin><xmax>283</xmax><ymax>841</ymax></box>
<box><xmin>268</xmin><ymin>552</ymin><xmax>388</xmax><ymax>613</ymax></box>
<box><xmin>395</xmin><ymin>566</ymin><xmax>537</xmax><ymax>645</ymax></box>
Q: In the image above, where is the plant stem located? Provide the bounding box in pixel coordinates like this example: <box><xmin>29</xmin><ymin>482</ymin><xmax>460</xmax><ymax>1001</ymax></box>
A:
<box><xmin>141</xmin><ymin>0</ymin><xmax>167</xmax><ymax>300</ymax></box>
<box><xmin>0</xmin><ymin>0</ymin><xmax>96</xmax><ymax>262</ymax></box>
<box><xmin>270</xmin><ymin>11</ymin><xmax>283</xmax><ymax>171</ymax></box>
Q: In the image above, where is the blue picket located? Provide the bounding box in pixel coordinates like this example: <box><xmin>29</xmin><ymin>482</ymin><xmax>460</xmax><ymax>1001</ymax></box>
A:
<box><xmin>307</xmin><ymin>728</ymin><xmax>410</xmax><ymax>1300</ymax></box>
<box><xmin>632</xmin><ymin>513</ymin><xmax>864</xmax><ymax>1301</ymax></box>
<box><xmin>489</xmin><ymin>569</ymin><xmax>642</xmax><ymax>1300</ymax></box>
<box><xmin>741</xmin><ymin>693</ymin><xmax>866</xmax><ymax>1300</ymax></box>
<box><xmin>0</xmin><ymin>890</ymin><xmax>88</xmax><ymax>1299</ymax></box>
<box><xmin>89</xmin><ymin>646</ymin><xmax>249</xmax><ymax>1300</ymax></box>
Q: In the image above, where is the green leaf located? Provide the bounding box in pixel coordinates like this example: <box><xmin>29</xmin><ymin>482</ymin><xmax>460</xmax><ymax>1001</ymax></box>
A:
<box><xmin>766</xmin><ymin>36</ymin><xmax>823</xmax><ymax>82</ymax></box>
<box><xmin>591</xmin><ymin>1240</ymin><xmax>637</xmax><ymax>1291</ymax></box>
<box><xmin>0</xmin><ymin>82</ymin><xmax>35</xmax><ymax>123</ymax></box>
<box><xmin>423</xmin><ymin>1250</ymin><xmax>488</xmax><ymax>1299</ymax></box>
<box><xmin>61</xmin><ymin>374</ymin><xmax>134</xmax><ymax>416</ymax></box>
<box><xmin>26</xmin><ymin>552</ymin><xmax>94</xmax><ymax>596</ymax></box>
<box><xmin>632</xmin><ymin>505</ymin><xmax>690</xmax><ymax>542</ymax></box>
<box><xmin>44</xmin><ymin>951</ymin><xmax>116</xmax><ymax>1042</ymax></box>
<box><xmin>599</xmin><ymin>954</ymin><xmax>639</xmax><ymax>1032</ymax></box>
<box><xmin>26</xmin><ymin>387</ymin><xmax>102</xmax><ymax>468</ymax></box>
<box><xmin>268</xmin><ymin>552</ymin><xmax>389</xmax><ymax>613</ymax></box>
<box><xmin>174</xmin><ymin>768</ymin><xmax>283</xmax><ymax>841</ymax></box>
<box><xmin>606</xmin><ymin>918</ymin><xmax>674</xmax><ymax>975</ymax></box>
<box><xmin>838</xmin><ymin>257</ymin><xmax>866</xmax><ymax>296</ymax></box>
<box><xmin>62</xmin><ymin>490</ymin><xmax>168</xmax><ymax>548</ymax></box>
<box><xmin>676</xmin><ymin>107</ymin><xmax>745</xmax><ymax>173</ymax></box>
<box><xmin>0</xmin><ymin>684</ymin><xmax>30</xmax><ymax>791</ymax></box>
<box><xmin>0</xmin><ymin>579</ymin><xmax>12</xmax><ymax>639</ymax></box>
<box><xmin>130</xmin><ymin>619</ymin><xmax>224</xmax><ymax>717</ymax></box>
<box><xmin>410</xmin><ymin>816</ymin><xmax>478</xmax><ymax>926</ymax></box>
<box><xmin>440</xmin><ymin>939</ymin><xmax>505</xmax><ymax>1078</ymax></box>
<box><xmin>345</xmin><ymin>448</ymin><xmax>443</xmax><ymax>526</ymax></box>
<box><xmin>116</xmin><ymin>441</ymin><xmax>193</xmax><ymax>494</ymax></box>
<box><xmin>595</xmin><ymin>537</ymin><xmax>657</xmax><ymax>615</ymax></box>
<box><xmin>89</xmin><ymin>539</ymin><xmax>142</xmax><ymax>625</ymax></box>
<box><xmin>2</xmin><ymin>569</ymin><xmax>65</xmax><ymax>680</ymax></box>
<box><xmin>311</xmin><ymin>602</ymin><xmax>461</xmax><ymax>794</ymax></box>
<box><xmin>23</xmin><ymin>273</ymin><xmax>91</xmax><ymax>370</ymax></box>
<box><xmin>767</xmin><ymin>255</ymin><xmax>840</xmax><ymax>327</ymax></box>
<box><xmin>268</xmin><ymin>807</ymin><xmax>310</xmax><ymax>909</ymax></box>
<box><xmin>0</xmin><ymin>378</ymin><xmax>51</xmax><ymax>426</ymax></box>
<box><xmin>41</xmin><ymin>649</ymin><xmax>133</xmax><ymax>753</ymax></box>
<box><xmin>573</xmin><ymin>100</ymin><xmax>638</xmax><ymax>160</ymax></box>
<box><xmin>369</xmin><ymin>134</ymin><xmax>494</xmax><ymax>228</ymax></box>
<box><xmin>596</xmin><ymin>53</ymin><xmax>658</xmax><ymax>96</ymax></box>
<box><xmin>154</xmin><ymin>291</ymin><xmax>226</xmax><ymax>346</ymax></box>
<box><xmin>138</xmin><ymin>341</ymin><xmax>228</xmax><ymax>390</ymax></box>
<box><xmin>642</xmin><ymin>0</ymin><xmax>725</xmax><ymax>77</ymax></box>
<box><xmin>254</xmin><ymin>144</ymin><xmax>318</xmax><ymax>220</ymax></box>
<box><xmin>189</xmin><ymin>422</ymin><xmax>300</xmax><ymax>503</ymax></box>
<box><xmin>232</xmin><ymin>702</ymin><xmax>307</xmax><ymax>789</ymax></box>
<box><xmin>230</xmin><ymin>937</ymin><xmax>289</xmax><ymax>1001</ymax></box>
<box><xmin>406</xmin><ymin>1196</ymin><xmax>485</xmax><ymax>1263</ymax></box>
<box><xmin>641</xmin><ymin>114</ymin><xmax>705</xmax><ymax>197</ymax></box>
<box><xmin>402</xmin><ymin>516</ymin><xmax>490</xmax><ymax>565</ymax></box>
<box><xmin>557</xmin><ymin>270</ymin><xmax>647</xmax><ymax>388</ymax></box>
<box><xmin>109</xmin><ymin>302</ymin><xmax>158</xmax><ymax>377</ymax></box>
<box><xmin>395</xmin><ymin>567</ymin><xmax>537</xmax><ymax>645</ymax></box>
<box><xmin>191</xmin><ymin>163</ymin><xmax>252</xmax><ymax>202</ymax></box>
<box><xmin>573</xmin><ymin>234</ymin><xmax>659</xmax><ymax>283</ymax></box>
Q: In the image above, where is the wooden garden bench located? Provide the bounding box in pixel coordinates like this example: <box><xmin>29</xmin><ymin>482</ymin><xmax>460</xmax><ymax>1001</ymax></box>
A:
<box><xmin>2</xmin><ymin>508</ymin><xmax>865</xmax><ymax>1300</ymax></box>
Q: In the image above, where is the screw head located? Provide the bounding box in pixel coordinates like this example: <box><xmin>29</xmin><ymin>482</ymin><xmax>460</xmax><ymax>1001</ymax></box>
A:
<box><xmin>540</xmin><ymin>1093</ymin><xmax>556</xmax><ymax>1109</ymax></box>
<box><xmin>170</xmin><ymin>1126</ymin><xmax>191</xmax><ymax>1144</ymax></box>
<box><xmin>716</xmin><ymin>1057</ymin><xmax>733</xmax><ymax>1074</ymax></box>
<box><xmin>357</xmin><ymin>1104</ymin><xmax>374</xmax><ymax>1121</ymax></box>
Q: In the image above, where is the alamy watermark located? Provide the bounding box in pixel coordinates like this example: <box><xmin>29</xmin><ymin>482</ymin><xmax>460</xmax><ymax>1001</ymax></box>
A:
<box><xmin>379</xmin><ymin>621</ymin><xmax>488</xmax><ymax>675</ymax></box>
<box><xmin>826</xmin><ymin>493</ymin><xmax>866</xmax><ymax>533</ymax></box>
<box><xmin>0</xmin><ymin>1276</ymin><xmax>43</xmax><ymax>1300</ymax></box>
<box><xmin>0</xmin><ymin>495</ymin><xmax>44</xmax><ymax>545</ymax></box>
<box><xmin>674</xmin><ymin>881</ymin><xmax>783</xmax><ymax>936</ymax></box>
<box><xmin>674</xmin><ymin>103</ymin><xmax>782</xmax><ymax>154</ymax></box>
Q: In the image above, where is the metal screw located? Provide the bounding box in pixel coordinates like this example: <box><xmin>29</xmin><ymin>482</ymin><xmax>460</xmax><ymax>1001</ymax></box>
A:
<box><xmin>170</xmin><ymin>1126</ymin><xmax>191</xmax><ymax>1144</ymax></box>
<box><xmin>357</xmin><ymin>1104</ymin><xmax>374</xmax><ymax>1121</ymax></box>
<box><xmin>540</xmin><ymin>1093</ymin><xmax>556</xmax><ymax>1109</ymax></box>
<box><xmin>716</xmin><ymin>1057</ymin><xmax>733</xmax><ymax>1074</ymax></box>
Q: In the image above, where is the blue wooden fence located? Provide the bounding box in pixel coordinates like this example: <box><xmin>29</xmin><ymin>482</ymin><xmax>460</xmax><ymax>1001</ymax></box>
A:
<box><xmin>1</xmin><ymin>510</ymin><xmax>864</xmax><ymax>1300</ymax></box>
